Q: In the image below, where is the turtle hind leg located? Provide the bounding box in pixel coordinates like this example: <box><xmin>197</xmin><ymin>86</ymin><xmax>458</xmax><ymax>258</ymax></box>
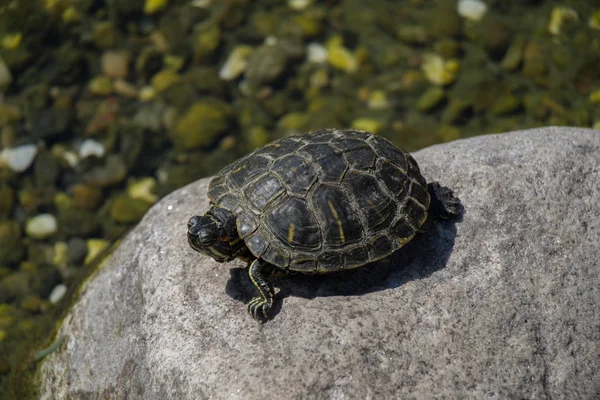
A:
<box><xmin>427</xmin><ymin>182</ymin><xmax>462</xmax><ymax>219</ymax></box>
<box><xmin>419</xmin><ymin>182</ymin><xmax>462</xmax><ymax>232</ymax></box>
<box><xmin>247</xmin><ymin>259</ymin><xmax>276</xmax><ymax>322</ymax></box>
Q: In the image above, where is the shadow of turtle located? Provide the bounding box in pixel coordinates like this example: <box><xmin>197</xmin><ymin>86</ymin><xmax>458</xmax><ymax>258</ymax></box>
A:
<box><xmin>225</xmin><ymin>213</ymin><xmax>461</xmax><ymax>320</ymax></box>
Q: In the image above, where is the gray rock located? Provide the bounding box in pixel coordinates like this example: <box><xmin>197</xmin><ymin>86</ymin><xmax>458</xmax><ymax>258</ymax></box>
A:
<box><xmin>39</xmin><ymin>127</ymin><xmax>600</xmax><ymax>399</ymax></box>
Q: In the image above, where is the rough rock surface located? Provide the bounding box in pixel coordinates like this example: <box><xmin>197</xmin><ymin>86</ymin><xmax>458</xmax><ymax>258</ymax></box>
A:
<box><xmin>39</xmin><ymin>127</ymin><xmax>600</xmax><ymax>399</ymax></box>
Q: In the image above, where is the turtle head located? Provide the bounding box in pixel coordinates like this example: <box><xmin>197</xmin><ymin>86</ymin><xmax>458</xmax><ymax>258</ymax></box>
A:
<box><xmin>187</xmin><ymin>207</ymin><xmax>243</xmax><ymax>262</ymax></box>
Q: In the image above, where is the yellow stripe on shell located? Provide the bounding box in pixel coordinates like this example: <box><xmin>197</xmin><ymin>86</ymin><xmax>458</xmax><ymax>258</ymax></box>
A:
<box><xmin>327</xmin><ymin>200</ymin><xmax>345</xmax><ymax>243</ymax></box>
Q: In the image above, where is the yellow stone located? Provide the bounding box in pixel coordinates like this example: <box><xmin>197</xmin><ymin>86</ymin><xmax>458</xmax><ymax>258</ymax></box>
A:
<box><xmin>62</xmin><ymin>6</ymin><xmax>81</xmax><ymax>23</ymax></box>
<box><xmin>352</xmin><ymin>118</ymin><xmax>382</xmax><ymax>134</ymax></box>
<box><xmin>144</xmin><ymin>0</ymin><xmax>168</xmax><ymax>15</ymax></box>
<box><xmin>151</xmin><ymin>70</ymin><xmax>181</xmax><ymax>93</ymax></box>
<box><xmin>88</xmin><ymin>75</ymin><xmax>113</xmax><ymax>96</ymax></box>
<box><xmin>139</xmin><ymin>86</ymin><xmax>157</xmax><ymax>102</ymax></box>
<box><xmin>114</xmin><ymin>80</ymin><xmax>138</xmax><ymax>98</ymax></box>
<box><xmin>163</xmin><ymin>55</ymin><xmax>185</xmax><ymax>72</ymax></box>
<box><xmin>127</xmin><ymin>177</ymin><xmax>158</xmax><ymax>204</ymax></box>
<box><xmin>421</xmin><ymin>53</ymin><xmax>460</xmax><ymax>86</ymax></box>
<box><xmin>589</xmin><ymin>10</ymin><xmax>600</xmax><ymax>30</ymax></box>
<box><xmin>85</xmin><ymin>239</ymin><xmax>109</xmax><ymax>265</ymax></box>
<box><xmin>327</xmin><ymin>46</ymin><xmax>358</xmax><ymax>73</ymax></box>
<box><xmin>367</xmin><ymin>90</ymin><xmax>389</xmax><ymax>110</ymax></box>
<box><xmin>548</xmin><ymin>7</ymin><xmax>579</xmax><ymax>35</ymax></box>
<box><xmin>53</xmin><ymin>241</ymin><xmax>69</xmax><ymax>268</ymax></box>
<box><xmin>589</xmin><ymin>90</ymin><xmax>600</xmax><ymax>104</ymax></box>
<box><xmin>1</xmin><ymin>33</ymin><xmax>22</xmax><ymax>50</ymax></box>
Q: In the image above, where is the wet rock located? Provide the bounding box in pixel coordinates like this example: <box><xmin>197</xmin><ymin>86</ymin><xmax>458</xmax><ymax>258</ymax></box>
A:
<box><xmin>0</xmin><ymin>220</ymin><xmax>24</xmax><ymax>265</ymax></box>
<box><xmin>70</xmin><ymin>184</ymin><xmax>102</xmax><ymax>211</ymax></box>
<box><xmin>590</xmin><ymin>10</ymin><xmax>600</xmax><ymax>30</ymax></box>
<box><xmin>113</xmin><ymin>79</ymin><xmax>138</xmax><ymax>98</ymax></box>
<box><xmin>417</xmin><ymin>87</ymin><xmax>446</xmax><ymax>111</ymax></box>
<box><xmin>0</xmin><ymin>104</ymin><xmax>21</xmax><ymax>127</ymax></box>
<box><xmin>144</xmin><ymin>0</ymin><xmax>169</xmax><ymax>15</ymax></box>
<box><xmin>53</xmin><ymin>241</ymin><xmax>69</xmax><ymax>269</ymax></box>
<box><xmin>67</xmin><ymin>237</ymin><xmax>88</xmax><ymax>265</ymax></box>
<box><xmin>326</xmin><ymin>39</ymin><xmax>358</xmax><ymax>73</ymax></box>
<box><xmin>162</xmin><ymin>83</ymin><xmax>198</xmax><ymax>112</ymax></box>
<box><xmin>88</xmin><ymin>76</ymin><xmax>113</xmax><ymax>96</ymax></box>
<box><xmin>127</xmin><ymin>177</ymin><xmax>158</xmax><ymax>204</ymax></box>
<box><xmin>185</xmin><ymin>67</ymin><xmax>226</xmax><ymax>95</ymax></box>
<box><xmin>351</xmin><ymin>118</ymin><xmax>382</xmax><ymax>134</ymax></box>
<box><xmin>0</xmin><ymin>55</ymin><xmax>12</xmax><ymax>90</ymax></box>
<box><xmin>457</xmin><ymin>0</ymin><xmax>488</xmax><ymax>21</ymax></box>
<box><xmin>57</xmin><ymin>209</ymin><xmax>99</xmax><ymax>236</ymax></box>
<box><xmin>79</xmin><ymin>139</ymin><xmax>106</xmax><ymax>159</ymax></box>
<box><xmin>33</xmin><ymin>150</ymin><xmax>61</xmax><ymax>187</ymax></box>
<box><xmin>433</xmin><ymin>38</ymin><xmax>461</xmax><ymax>59</ymax></box>
<box><xmin>151</xmin><ymin>70</ymin><xmax>182</xmax><ymax>93</ymax></box>
<box><xmin>31</xmin><ymin>108</ymin><xmax>72</xmax><ymax>139</ymax></box>
<box><xmin>0</xmin><ymin>272</ymin><xmax>30</xmax><ymax>303</ymax></box>
<box><xmin>110</xmin><ymin>194</ymin><xmax>152</xmax><ymax>223</ymax></box>
<box><xmin>171</xmin><ymin>101</ymin><xmax>231</xmax><ymax>149</ymax></box>
<box><xmin>246</xmin><ymin>44</ymin><xmax>288</xmax><ymax>86</ymax></box>
<box><xmin>306</xmin><ymin>43</ymin><xmax>327</xmax><ymax>64</ymax></box>
<box><xmin>193</xmin><ymin>22</ymin><xmax>221</xmax><ymax>62</ymax></box>
<box><xmin>0</xmin><ymin>185</ymin><xmax>14</xmax><ymax>217</ymax></box>
<box><xmin>0</xmin><ymin>144</ymin><xmax>38</xmax><ymax>173</ymax></box>
<box><xmin>132</xmin><ymin>103</ymin><xmax>165</xmax><ymax>132</ymax></box>
<box><xmin>49</xmin><ymin>284</ymin><xmax>67</xmax><ymax>304</ymax></box>
<box><xmin>92</xmin><ymin>21</ymin><xmax>118</xmax><ymax>49</ymax></box>
<box><xmin>548</xmin><ymin>7</ymin><xmax>579</xmax><ymax>35</ymax></box>
<box><xmin>84</xmin><ymin>239</ymin><xmax>109</xmax><ymax>265</ymax></box>
<box><xmin>421</xmin><ymin>54</ymin><xmax>460</xmax><ymax>86</ymax></box>
<box><xmin>428</xmin><ymin>0</ymin><xmax>462</xmax><ymax>39</ymax></box>
<box><xmin>219</xmin><ymin>45</ymin><xmax>253</xmax><ymax>81</ymax></box>
<box><xmin>20</xmin><ymin>295</ymin><xmax>42</xmax><ymax>313</ymax></box>
<box><xmin>26</xmin><ymin>214</ymin><xmax>58</xmax><ymax>240</ymax></box>
<box><xmin>522</xmin><ymin>40</ymin><xmax>547</xmax><ymax>79</ymax></box>
<box><xmin>501</xmin><ymin>37</ymin><xmax>526</xmax><ymax>71</ymax></box>
<box><xmin>83</xmin><ymin>155</ymin><xmax>127</xmax><ymax>187</ymax></box>
<box><xmin>101</xmin><ymin>51</ymin><xmax>130</xmax><ymax>79</ymax></box>
<box><xmin>476</xmin><ymin>16</ymin><xmax>512</xmax><ymax>60</ymax></box>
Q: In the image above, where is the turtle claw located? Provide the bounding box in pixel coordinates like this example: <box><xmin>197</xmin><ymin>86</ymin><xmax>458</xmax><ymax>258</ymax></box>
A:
<box><xmin>247</xmin><ymin>296</ymin><xmax>272</xmax><ymax>322</ymax></box>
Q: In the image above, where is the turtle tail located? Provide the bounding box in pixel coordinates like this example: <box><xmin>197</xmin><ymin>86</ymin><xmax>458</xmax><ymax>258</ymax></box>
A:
<box><xmin>419</xmin><ymin>182</ymin><xmax>462</xmax><ymax>232</ymax></box>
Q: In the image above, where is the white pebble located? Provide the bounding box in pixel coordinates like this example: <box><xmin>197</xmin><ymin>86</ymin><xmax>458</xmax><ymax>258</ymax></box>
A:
<box><xmin>62</xmin><ymin>151</ymin><xmax>79</xmax><ymax>167</ymax></box>
<box><xmin>307</xmin><ymin>43</ymin><xmax>328</xmax><ymax>64</ymax></box>
<box><xmin>49</xmin><ymin>284</ymin><xmax>68</xmax><ymax>304</ymax></box>
<box><xmin>289</xmin><ymin>0</ymin><xmax>311</xmax><ymax>11</ymax></box>
<box><xmin>79</xmin><ymin>139</ymin><xmax>105</xmax><ymax>159</ymax></box>
<box><xmin>457</xmin><ymin>0</ymin><xmax>488</xmax><ymax>21</ymax></box>
<box><xmin>26</xmin><ymin>214</ymin><xmax>58</xmax><ymax>240</ymax></box>
<box><xmin>219</xmin><ymin>45</ymin><xmax>253</xmax><ymax>81</ymax></box>
<box><xmin>0</xmin><ymin>144</ymin><xmax>38</xmax><ymax>172</ymax></box>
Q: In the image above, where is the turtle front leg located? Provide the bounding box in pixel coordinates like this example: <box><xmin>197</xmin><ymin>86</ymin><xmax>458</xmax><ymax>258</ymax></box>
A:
<box><xmin>247</xmin><ymin>259</ymin><xmax>276</xmax><ymax>322</ymax></box>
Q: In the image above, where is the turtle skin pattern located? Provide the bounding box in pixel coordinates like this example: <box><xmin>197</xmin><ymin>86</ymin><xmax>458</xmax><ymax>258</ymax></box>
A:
<box><xmin>207</xmin><ymin>129</ymin><xmax>431</xmax><ymax>273</ymax></box>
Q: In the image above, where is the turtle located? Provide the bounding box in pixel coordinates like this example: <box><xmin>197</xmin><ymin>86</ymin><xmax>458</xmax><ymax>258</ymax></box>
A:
<box><xmin>187</xmin><ymin>128</ymin><xmax>461</xmax><ymax>322</ymax></box>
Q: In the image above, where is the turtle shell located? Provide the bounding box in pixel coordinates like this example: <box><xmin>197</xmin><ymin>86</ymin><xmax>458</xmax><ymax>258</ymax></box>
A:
<box><xmin>208</xmin><ymin>129</ymin><xmax>430</xmax><ymax>273</ymax></box>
